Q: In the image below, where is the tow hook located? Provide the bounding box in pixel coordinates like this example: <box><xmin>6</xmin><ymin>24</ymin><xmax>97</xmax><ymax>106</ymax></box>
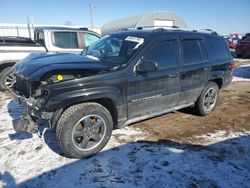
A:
<box><xmin>12</xmin><ymin>116</ymin><xmax>37</xmax><ymax>133</ymax></box>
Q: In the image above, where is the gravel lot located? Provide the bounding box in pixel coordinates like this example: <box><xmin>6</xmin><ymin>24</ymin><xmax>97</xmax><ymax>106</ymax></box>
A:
<box><xmin>0</xmin><ymin>59</ymin><xmax>249</xmax><ymax>188</ymax></box>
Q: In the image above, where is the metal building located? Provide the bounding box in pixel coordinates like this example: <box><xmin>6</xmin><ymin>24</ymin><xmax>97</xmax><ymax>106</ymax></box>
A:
<box><xmin>101</xmin><ymin>11</ymin><xmax>188</xmax><ymax>36</ymax></box>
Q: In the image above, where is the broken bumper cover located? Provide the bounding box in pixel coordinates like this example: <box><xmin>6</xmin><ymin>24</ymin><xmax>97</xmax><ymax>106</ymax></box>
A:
<box><xmin>12</xmin><ymin>117</ymin><xmax>36</xmax><ymax>133</ymax></box>
<box><xmin>11</xmin><ymin>90</ymin><xmax>52</xmax><ymax>132</ymax></box>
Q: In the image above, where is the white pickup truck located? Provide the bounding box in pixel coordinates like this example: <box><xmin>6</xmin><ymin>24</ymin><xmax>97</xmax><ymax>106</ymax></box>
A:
<box><xmin>0</xmin><ymin>27</ymin><xmax>100</xmax><ymax>90</ymax></box>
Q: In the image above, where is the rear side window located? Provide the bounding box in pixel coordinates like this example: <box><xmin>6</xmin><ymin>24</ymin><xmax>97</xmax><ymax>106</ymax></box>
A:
<box><xmin>206</xmin><ymin>36</ymin><xmax>230</xmax><ymax>60</ymax></box>
<box><xmin>53</xmin><ymin>32</ymin><xmax>79</xmax><ymax>48</ymax></box>
<box><xmin>144</xmin><ymin>40</ymin><xmax>179</xmax><ymax>69</ymax></box>
<box><xmin>182</xmin><ymin>39</ymin><xmax>202</xmax><ymax>64</ymax></box>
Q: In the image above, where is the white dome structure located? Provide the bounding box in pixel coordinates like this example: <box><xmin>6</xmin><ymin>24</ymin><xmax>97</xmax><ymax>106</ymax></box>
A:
<box><xmin>101</xmin><ymin>11</ymin><xmax>188</xmax><ymax>36</ymax></box>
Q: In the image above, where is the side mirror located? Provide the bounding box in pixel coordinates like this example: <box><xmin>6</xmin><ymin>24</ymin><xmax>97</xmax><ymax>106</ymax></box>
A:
<box><xmin>136</xmin><ymin>59</ymin><xmax>158</xmax><ymax>73</ymax></box>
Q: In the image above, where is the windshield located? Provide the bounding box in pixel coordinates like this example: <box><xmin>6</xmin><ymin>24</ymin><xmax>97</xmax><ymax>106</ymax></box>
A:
<box><xmin>82</xmin><ymin>35</ymin><xmax>144</xmax><ymax>65</ymax></box>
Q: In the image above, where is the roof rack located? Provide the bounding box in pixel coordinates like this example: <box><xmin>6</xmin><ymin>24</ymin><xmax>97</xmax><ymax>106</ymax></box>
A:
<box><xmin>135</xmin><ymin>26</ymin><xmax>218</xmax><ymax>35</ymax></box>
<box><xmin>136</xmin><ymin>26</ymin><xmax>179</xmax><ymax>30</ymax></box>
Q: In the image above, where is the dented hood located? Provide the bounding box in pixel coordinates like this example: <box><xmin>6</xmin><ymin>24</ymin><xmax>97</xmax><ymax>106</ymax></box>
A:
<box><xmin>13</xmin><ymin>53</ymin><xmax>115</xmax><ymax>81</ymax></box>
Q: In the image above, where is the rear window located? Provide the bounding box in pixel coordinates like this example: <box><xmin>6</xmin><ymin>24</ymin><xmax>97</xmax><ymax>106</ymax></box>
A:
<box><xmin>53</xmin><ymin>32</ymin><xmax>79</xmax><ymax>48</ymax></box>
<box><xmin>206</xmin><ymin>36</ymin><xmax>230</xmax><ymax>60</ymax></box>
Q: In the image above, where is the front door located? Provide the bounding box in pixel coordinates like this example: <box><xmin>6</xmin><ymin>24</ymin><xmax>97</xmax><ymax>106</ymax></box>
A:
<box><xmin>127</xmin><ymin>37</ymin><xmax>181</xmax><ymax>119</ymax></box>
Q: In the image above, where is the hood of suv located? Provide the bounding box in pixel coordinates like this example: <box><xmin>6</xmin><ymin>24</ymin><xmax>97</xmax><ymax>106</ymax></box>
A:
<box><xmin>14</xmin><ymin>53</ymin><xmax>116</xmax><ymax>81</ymax></box>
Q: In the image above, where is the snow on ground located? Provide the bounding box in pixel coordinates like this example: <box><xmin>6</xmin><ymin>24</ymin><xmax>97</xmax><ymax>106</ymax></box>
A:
<box><xmin>194</xmin><ymin>130</ymin><xmax>250</xmax><ymax>145</ymax></box>
<box><xmin>0</xmin><ymin>99</ymin><xmax>250</xmax><ymax>188</ymax></box>
<box><xmin>233</xmin><ymin>64</ymin><xmax>250</xmax><ymax>82</ymax></box>
<box><xmin>234</xmin><ymin>58</ymin><xmax>250</xmax><ymax>62</ymax></box>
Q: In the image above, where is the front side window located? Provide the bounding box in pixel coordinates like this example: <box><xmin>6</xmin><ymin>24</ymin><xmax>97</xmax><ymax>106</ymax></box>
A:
<box><xmin>83</xmin><ymin>33</ymin><xmax>100</xmax><ymax>47</ymax></box>
<box><xmin>182</xmin><ymin>39</ymin><xmax>202</xmax><ymax>64</ymax></box>
<box><xmin>83</xmin><ymin>35</ymin><xmax>144</xmax><ymax>65</ymax></box>
<box><xmin>144</xmin><ymin>40</ymin><xmax>179</xmax><ymax>69</ymax></box>
<box><xmin>53</xmin><ymin>32</ymin><xmax>78</xmax><ymax>48</ymax></box>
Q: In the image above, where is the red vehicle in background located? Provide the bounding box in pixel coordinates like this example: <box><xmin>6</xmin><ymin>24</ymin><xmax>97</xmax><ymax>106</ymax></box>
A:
<box><xmin>227</xmin><ymin>41</ymin><xmax>236</xmax><ymax>49</ymax></box>
<box><xmin>235</xmin><ymin>37</ymin><xmax>250</xmax><ymax>58</ymax></box>
<box><xmin>225</xmin><ymin>38</ymin><xmax>236</xmax><ymax>56</ymax></box>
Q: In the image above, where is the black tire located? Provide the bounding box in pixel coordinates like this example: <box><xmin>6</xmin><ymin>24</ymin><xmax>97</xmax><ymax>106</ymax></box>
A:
<box><xmin>0</xmin><ymin>67</ymin><xmax>14</xmax><ymax>91</ymax></box>
<box><xmin>56</xmin><ymin>102</ymin><xmax>113</xmax><ymax>158</ymax></box>
<box><xmin>194</xmin><ymin>81</ymin><xmax>219</xmax><ymax>116</ymax></box>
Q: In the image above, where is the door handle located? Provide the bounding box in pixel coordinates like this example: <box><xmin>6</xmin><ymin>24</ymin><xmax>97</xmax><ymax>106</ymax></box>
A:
<box><xmin>168</xmin><ymin>73</ymin><xmax>179</xmax><ymax>78</ymax></box>
<box><xmin>204</xmin><ymin>67</ymin><xmax>211</xmax><ymax>71</ymax></box>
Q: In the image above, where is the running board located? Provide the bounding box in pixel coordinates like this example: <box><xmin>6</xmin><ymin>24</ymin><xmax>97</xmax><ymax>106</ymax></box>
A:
<box><xmin>123</xmin><ymin>102</ymin><xmax>194</xmax><ymax>127</ymax></box>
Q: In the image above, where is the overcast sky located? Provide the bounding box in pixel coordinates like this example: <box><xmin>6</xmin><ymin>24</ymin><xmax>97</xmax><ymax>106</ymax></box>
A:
<box><xmin>0</xmin><ymin>0</ymin><xmax>249</xmax><ymax>34</ymax></box>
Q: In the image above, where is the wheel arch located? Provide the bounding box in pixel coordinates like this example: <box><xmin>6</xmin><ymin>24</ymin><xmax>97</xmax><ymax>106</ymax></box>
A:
<box><xmin>0</xmin><ymin>61</ymin><xmax>16</xmax><ymax>72</ymax></box>
<box><xmin>208</xmin><ymin>78</ymin><xmax>223</xmax><ymax>89</ymax></box>
<box><xmin>51</xmin><ymin>97</ymin><xmax>119</xmax><ymax>129</ymax></box>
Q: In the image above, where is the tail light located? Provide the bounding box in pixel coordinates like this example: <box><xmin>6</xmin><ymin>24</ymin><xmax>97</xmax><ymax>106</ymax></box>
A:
<box><xmin>229</xmin><ymin>61</ymin><xmax>235</xmax><ymax>74</ymax></box>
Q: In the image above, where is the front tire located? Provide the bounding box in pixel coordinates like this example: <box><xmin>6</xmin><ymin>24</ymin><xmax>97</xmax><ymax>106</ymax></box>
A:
<box><xmin>194</xmin><ymin>81</ymin><xmax>219</xmax><ymax>116</ymax></box>
<box><xmin>56</xmin><ymin>103</ymin><xmax>113</xmax><ymax>158</ymax></box>
<box><xmin>0</xmin><ymin>67</ymin><xmax>15</xmax><ymax>91</ymax></box>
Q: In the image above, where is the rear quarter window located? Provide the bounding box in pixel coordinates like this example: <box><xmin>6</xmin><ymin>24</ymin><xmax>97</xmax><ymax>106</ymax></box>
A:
<box><xmin>206</xmin><ymin>36</ymin><xmax>230</xmax><ymax>60</ymax></box>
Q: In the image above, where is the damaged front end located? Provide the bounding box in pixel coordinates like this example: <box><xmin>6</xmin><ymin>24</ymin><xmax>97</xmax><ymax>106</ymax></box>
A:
<box><xmin>11</xmin><ymin>76</ymin><xmax>54</xmax><ymax>134</ymax></box>
<box><xmin>10</xmin><ymin>52</ymin><xmax>116</xmax><ymax>134</ymax></box>
<box><xmin>12</xmin><ymin>116</ymin><xmax>36</xmax><ymax>133</ymax></box>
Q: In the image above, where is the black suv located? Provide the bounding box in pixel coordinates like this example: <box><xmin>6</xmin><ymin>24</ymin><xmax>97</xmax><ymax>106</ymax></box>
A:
<box><xmin>11</xmin><ymin>28</ymin><xmax>234</xmax><ymax>158</ymax></box>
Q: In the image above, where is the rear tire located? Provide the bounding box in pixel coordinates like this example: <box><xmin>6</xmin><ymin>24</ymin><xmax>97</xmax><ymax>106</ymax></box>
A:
<box><xmin>0</xmin><ymin>67</ymin><xmax>15</xmax><ymax>91</ymax></box>
<box><xmin>194</xmin><ymin>81</ymin><xmax>219</xmax><ymax>116</ymax></box>
<box><xmin>56</xmin><ymin>102</ymin><xmax>113</xmax><ymax>158</ymax></box>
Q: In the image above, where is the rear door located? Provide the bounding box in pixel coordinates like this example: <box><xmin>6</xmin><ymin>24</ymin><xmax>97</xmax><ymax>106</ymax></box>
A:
<box><xmin>178</xmin><ymin>35</ymin><xmax>209</xmax><ymax>105</ymax></box>
<box><xmin>127</xmin><ymin>36</ymin><xmax>181</xmax><ymax>119</ymax></box>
